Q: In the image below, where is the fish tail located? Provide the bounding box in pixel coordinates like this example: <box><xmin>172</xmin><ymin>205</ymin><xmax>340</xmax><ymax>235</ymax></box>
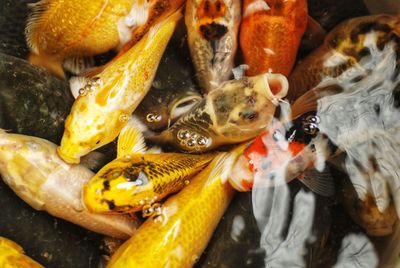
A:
<box><xmin>28</xmin><ymin>52</ymin><xmax>65</xmax><ymax>79</ymax></box>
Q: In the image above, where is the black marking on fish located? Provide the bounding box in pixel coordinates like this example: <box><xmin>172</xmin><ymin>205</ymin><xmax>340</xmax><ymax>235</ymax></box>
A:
<box><xmin>392</xmin><ymin>83</ymin><xmax>400</xmax><ymax>108</ymax></box>
<box><xmin>373</xmin><ymin>103</ymin><xmax>381</xmax><ymax>115</ymax></box>
<box><xmin>103</xmin><ymin>199</ymin><xmax>116</xmax><ymax>210</ymax></box>
<box><xmin>200</xmin><ymin>22</ymin><xmax>228</xmax><ymax>40</ymax></box>
<box><xmin>350</xmin><ymin>75</ymin><xmax>365</xmax><ymax>83</ymax></box>
<box><xmin>103</xmin><ymin>180</ymin><xmax>110</xmax><ymax>191</ymax></box>
<box><xmin>368</xmin><ymin>156</ymin><xmax>380</xmax><ymax>172</ymax></box>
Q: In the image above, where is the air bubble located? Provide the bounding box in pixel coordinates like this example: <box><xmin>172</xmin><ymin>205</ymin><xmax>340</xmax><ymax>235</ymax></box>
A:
<box><xmin>178</xmin><ymin>130</ymin><xmax>190</xmax><ymax>140</ymax></box>
<box><xmin>142</xmin><ymin>205</ymin><xmax>153</xmax><ymax>217</ymax></box>
<box><xmin>184</xmin><ymin>180</ymin><xmax>190</xmax><ymax>185</ymax></box>
<box><xmin>187</xmin><ymin>138</ymin><xmax>196</xmax><ymax>147</ymax></box>
<box><xmin>197</xmin><ymin>137</ymin><xmax>208</xmax><ymax>146</ymax></box>
<box><xmin>119</xmin><ymin>114</ymin><xmax>129</xmax><ymax>122</ymax></box>
<box><xmin>78</xmin><ymin>88</ymin><xmax>87</xmax><ymax>96</ymax></box>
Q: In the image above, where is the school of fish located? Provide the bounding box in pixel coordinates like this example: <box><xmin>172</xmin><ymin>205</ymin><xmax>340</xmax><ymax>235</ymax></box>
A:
<box><xmin>0</xmin><ymin>0</ymin><xmax>399</xmax><ymax>266</ymax></box>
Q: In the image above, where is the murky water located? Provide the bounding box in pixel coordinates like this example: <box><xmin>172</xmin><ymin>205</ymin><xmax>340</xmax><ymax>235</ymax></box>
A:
<box><xmin>0</xmin><ymin>0</ymin><xmax>400</xmax><ymax>267</ymax></box>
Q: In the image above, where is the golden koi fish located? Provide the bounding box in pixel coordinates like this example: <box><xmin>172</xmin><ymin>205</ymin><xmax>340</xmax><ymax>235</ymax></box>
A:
<box><xmin>0</xmin><ymin>129</ymin><xmax>138</xmax><ymax>239</ymax></box>
<box><xmin>83</xmin><ymin>119</ymin><xmax>216</xmax><ymax>215</ymax></box>
<box><xmin>149</xmin><ymin>73</ymin><xmax>288</xmax><ymax>153</ymax></box>
<box><xmin>185</xmin><ymin>0</ymin><xmax>241</xmax><ymax>93</ymax></box>
<box><xmin>0</xmin><ymin>237</ymin><xmax>43</xmax><ymax>268</ymax></box>
<box><xmin>106</xmin><ymin>144</ymin><xmax>246</xmax><ymax>268</ymax></box>
<box><xmin>57</xmin><ymin>10</ymin><xmax>181</xmax><ymax>164</ymax></box>
<box><xmin>25</xmin><ymin>0</ymin><xmax>133</xmax><ymax>77</ymax></box>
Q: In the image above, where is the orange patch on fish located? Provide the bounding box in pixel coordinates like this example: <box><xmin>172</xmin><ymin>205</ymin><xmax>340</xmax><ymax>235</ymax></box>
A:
<box><xmin>240</xmin><ymin>0</ymin><xmax>308</xmax><ymax>76</ymax></box>
<box><xmin>241</xmin><ymin>178</ymin><xmax>253</xmax><ymax>191</ymax></box>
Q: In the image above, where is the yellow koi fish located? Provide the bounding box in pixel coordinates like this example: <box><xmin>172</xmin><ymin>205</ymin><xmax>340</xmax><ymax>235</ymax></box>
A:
<box><xmin>83</xmin><ymin>119</ymin><xmax>216</xmax><ymax>215</ymax></box>
<box><xmin>57</xmin><ymin>10</ymin><xmax>182</xmax><ymax>164</ymax></box>
<box><xmin>25</xmin><ymin>0</ymin><xmax>134</xmax><ymax>77</ymax></box>
<box><xmin>0</xmin><ymin>237</ymin><xmax>43</xmax><ymax>268</ymax></box>
<box><xmin>107</xmin><ymin>144</ymin><xmax>246</xmax><ymax>268</ymax></box>
<box><xmin>0</xmin><ymin>129</ymin><xmax>138</xmax><ymax>239</ymax></box>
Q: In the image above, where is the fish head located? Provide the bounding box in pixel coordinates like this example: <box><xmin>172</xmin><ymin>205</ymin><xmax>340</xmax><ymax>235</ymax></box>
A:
<box><xmin>212</xmin><ymin>73</ymin><xmax>288</xmax><ymax>141</ymax></box>
<box><xmin>83</xmin><ymin>156</ymin><xmax>154</xmax><ymax>213</ymax></box>
<box><xmin>0</xmin><ymin>130</ymin><xmax>63</xmax><ymax>210</ymax></box>
<box><xmin>57</xmin><ymin>99</ymin><xmax>126</xmax><ymax>164</ymax></box>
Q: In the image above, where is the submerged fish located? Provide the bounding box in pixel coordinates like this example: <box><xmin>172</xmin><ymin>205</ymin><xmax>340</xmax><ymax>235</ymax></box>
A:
<box><xmin>57</xmin><ymin>11</ymin><xmax>181</xmax><ymax>164</ymax></box>
<box><xmin>229</xmin><ymin>109</ymin><xmax>336</xmax><ymax>195</ymax></box>
<box><xmin>83</xmin><ymin>119</ymin><xmax>216</xmax><ymax>214</ymax></box>
<box><xmin>149</xmin><ymin>73</ymin><xmax>288</xmax><ymax>153</ymax></box>
<box><xmin>240</xmin><ymin>0</ymin><xmax>308</xmax><ymax>77</ymax></box>
<box><xmin>0</xmin><ymin>130</ymin><xmax>138</xmax><ymax>239</ymax></box>
<box><xmin>185</xmin><ymin>0</ymin><xmax>241</xmax><ymax>93</ymax></box>
<box><xmin>106</xmin><ymin>145</ymin><xmax>246</xmax><ymax>268</ymax></box>
<box><xmin>288</xmin><ymin>14</ymin><xmax>400</xmax><ymax>102</ymax></box>
<box><xmin>0</xmin><ymin>237</ymin><xmax>43</xmax><ymax>268</ymax></box>
<box><xmin>25</xmin><ymin>0</ymin><xmax>134</xmax><ymax>77</ymax></box>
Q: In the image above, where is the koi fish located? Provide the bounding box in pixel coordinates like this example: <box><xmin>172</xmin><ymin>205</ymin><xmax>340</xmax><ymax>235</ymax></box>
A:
<box><xmin>83</xmin><ymin>119</ymin><xmax>216</xmax><ymax>215</ymax></box>
<box><xmin>287</xmin><ymin>14</ymin><xmax>400</xmax><ymax>102</ymax></box>
<box><xmin>57</xmin><ymin>10</ymin><xmax>181</xmax><ymax>164</ymax></box>
<box><xmin>229</xmin><ymin>109</ymin><xmax>336</xmax><ymax>195</ymax></box>
<box><xmin>0</xmin><ymin>237</ymin><xmax>43</xmax><ymax>268</ymax></box>
<box><xmin>25</xmin><ymin>0</ymin><xmax>133</xmax><ymax>78</ymax></box>
<box><xmin>240</xmin><ymin>0</ymin><xmax>308</xmax><ymax>77</ymax></box>
<box><xmin>0</xmin><ymin>129</ymin><xmax>138</xmax><ymax>239</ymax></box>
<box><xmin>185</xmin><ymin>0</ymin><xmax>241</xmax><ymax>93</ymax></box>
<box><xmin>106</xmin><ymin>144</ymin><xmax>246</xmax><ymax>268</ymax></box>
<box><xmin>148</xmin><ymin>73</ymin><xmax>288</xmax><ymax>153</ymax></box>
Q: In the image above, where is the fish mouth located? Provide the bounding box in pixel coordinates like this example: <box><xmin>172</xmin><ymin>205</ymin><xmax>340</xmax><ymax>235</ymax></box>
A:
<box><xmin>56</xmin><ymin>146</ymin><xmax>81</xmax><ymax>164</ymax></box>
<box><xmin>262</xmin><ymin>73</ymin><xmax>289</xmax><ymax>102</ymax></box>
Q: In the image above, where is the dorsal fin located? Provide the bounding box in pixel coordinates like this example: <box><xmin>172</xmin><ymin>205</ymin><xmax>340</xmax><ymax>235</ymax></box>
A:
<box><xmin>117</xmin><ymin>116</ymin><xmax>147</xmax><ymax>158</ymax></box>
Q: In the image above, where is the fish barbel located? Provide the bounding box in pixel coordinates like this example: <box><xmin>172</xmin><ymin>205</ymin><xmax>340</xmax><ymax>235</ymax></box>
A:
<box><xmin>0</xmin><ymin>237</ymin><xmax>43</xmax><ymax>268</ymax></box>
<box><xmin>25</xmin><ymin>0</ymin><xmax>133</xmax><ymax>77</ymax></box>
<box><xmin>0</xmin><ymin>129</ymin><xmax>138</xmax><ymax>239</ymax></box>
<box><xmin>185</xmin><ymin>0</ymin><xmax>241</xmax><ymax>93</ymax></box>
<box><xmin>106</xmin><ymin>144</ymin><xmax>246</xmax><ymax>268</ymax></box>
<box><xmin>57</xmin><ymin>10</ymin><xmax>181</xmax><ymax>164</ymax></box>
<box><xmin>149</xmin><ymin>73</ymin><xmax>288</xmax><ymax>153</ymax></box>
<box><xmin>240</xmin><ymin>0</ymin><xmax>308</xmax><ymax>76</ymax></box>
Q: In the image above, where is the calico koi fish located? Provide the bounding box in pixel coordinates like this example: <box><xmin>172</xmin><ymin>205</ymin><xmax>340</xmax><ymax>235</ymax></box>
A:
<box><xmin>149</xmin><ymin>73</ymin><xmax>288</xmax><ymax>153</ymax></box>
<box><xmin>57</xmin><ymin>10</ymin><xmax>181</xmax><ymax>164</ymax></box>
<box><xmin>229</xmin><ymin>110</ymin><xmax>336</xmax><ymax>195</ymax></box>
<box><xmin>0</xmin><ymin>129</ymin><xmax>138</xmax><ymax>239</ymax></box>
<box><xmin>0</xmin><ymin>237</ymin><xmax>43</xmax><ymax>268</ymax></box>
<box><xmin>240</xmin><ymin>0</ymin><xmax>308</xmax><ymax>77</ymax></box>
<box><xmin>106</xmin><ymin>144</ymin><xmax>246</xmax><ymax>268</ymax></box>
<box><xmin>185</xmin><ymin>0</ymin><xmax>241</xmax><ymax>93</ymax></box>
<box><xmin>25</xmin><ymin>0</ymin><xmax>133</xmax><ymax>77</ymax></box>
<box><xmin>83</xmin><ymin>119</ymin><xmax>216</xmax><ymax>215</ymax></box>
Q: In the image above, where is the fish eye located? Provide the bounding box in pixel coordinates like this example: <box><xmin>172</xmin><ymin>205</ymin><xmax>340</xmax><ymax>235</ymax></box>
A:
<box><xmin>239</xmin><ymin>111</ymin><xmax>258</xmax><ymax>121</ymax></box>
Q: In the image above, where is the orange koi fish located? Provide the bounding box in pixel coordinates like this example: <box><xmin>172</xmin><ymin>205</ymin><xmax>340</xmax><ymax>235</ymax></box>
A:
<box><xmin>240</xmin><ymin>0</ymin><xmax>308</xmax><ymax>76</ymax></box>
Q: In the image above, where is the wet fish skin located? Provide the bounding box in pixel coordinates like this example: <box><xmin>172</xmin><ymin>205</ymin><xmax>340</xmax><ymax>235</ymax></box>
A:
<box><xmin>185</xmin><ymin>0</ymin><xmax>241</xmax><ymax>93</ymax></box>
<box><xmin>107</xmin><ymin>146</ymin><xmax>245</xmax><ymax>268</ymax></box>
<box><xmin>288</xmin><ymin>14</ymin><xmax>400</xmax><ymax>102</ymax></box>
<box><xmin>0</xmin><ymin>130</ymin><xmax>138</xmax><ymax>239</ymax></box>
<box><xmin>57</xmin><ymin>11</ymin><xmax>181</xmax><ymax>164</ymax></box>
<box><xmin>0</xmin><ymin>237</ymin><xmax>43</xmax><ymax>268</ymax></box>
<box><xmin>83</xmin><ymin>152</ymin><xmax>216</xmax><ymax>214</ymax></box>
<box><xmin>240</xmin><ymin>0</ymin><xmax>308</xmax><ymax>77</ymax></box>
<box><xmin>25</xmin><ymin>0</ymin><xmax>134</xmax><ymax>77</ymax></box>
<box><xmin>149</xmin><ymin>73</ymin><xmax>288</xmax><ymax>153</ymax></box>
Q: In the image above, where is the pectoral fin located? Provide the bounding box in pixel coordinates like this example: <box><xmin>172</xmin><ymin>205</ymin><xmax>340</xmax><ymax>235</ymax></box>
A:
<box><xmin>299</xmin><ymin>166</ymin><xmax>335</xmax><ymax>197</ymax></box>
<box><xmin>117</xmin><ymin>117</ymin><xmax>147</xmax><ymax>158</ymax></box>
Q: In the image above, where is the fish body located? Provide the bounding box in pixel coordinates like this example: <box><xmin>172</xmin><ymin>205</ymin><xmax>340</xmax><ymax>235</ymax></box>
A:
<box><xmin>25</xmin><ymin>0</ymin><xmax>134</xmax><ymax>77</ymax></box>
<box><xmin>0</xmin><ymin>130</ymin><xmax>138</xmax><ymax>239</ymax></box>
<box><xmin>107</xmin><ymin>146</ymin><xmax>245</xmax><ymax>268</ymax></box>
<box><xmin>57</xmin><ymin>11</ymin><xmax>181</xmax><ymax>164</ymax></box>
<box><xmin>240</xmin><ymin>0</ymin><xmax>308</xmax><ymax>77</ymax></box>
<box><xmin>83</xmin><ymin>152</ymin><xmax>216</xmax><ymax>214</ymax></box>
<box><xmin>185</xmin><ymin>0</ymin><xmax>241</xmax><ymax>93</ymax></box>
<box><xmin>149</xmin><ymin>73</ymin><xmax>288</xmax><ymax>153</ymax></box>
<box><xmin>230</xmin><ymin>111</ymin><xmax>337</xmax><ymax>194</ymax></box>
<box><xmin>0</xmin><ymin>237</ymin><xmax>43</xmax><ymax>268</ymax></box>
<box><xmin>288</xmin><ymin>14</ymin><xmax>400</xmax><ymax>101</ymax></box>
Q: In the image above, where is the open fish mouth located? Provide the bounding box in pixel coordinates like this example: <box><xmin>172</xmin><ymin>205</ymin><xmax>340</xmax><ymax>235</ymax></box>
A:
<box><xmin>169</xmin><ymin>94</ymin><xmax>203</xmax><ymax>121</ymax></box>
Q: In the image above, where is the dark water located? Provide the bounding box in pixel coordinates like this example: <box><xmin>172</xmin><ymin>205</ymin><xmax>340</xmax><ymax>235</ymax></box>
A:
<box><xmin>0</xmin><ymin>1</ymin><xmax>399</xmax><ymax>268</ymax></box>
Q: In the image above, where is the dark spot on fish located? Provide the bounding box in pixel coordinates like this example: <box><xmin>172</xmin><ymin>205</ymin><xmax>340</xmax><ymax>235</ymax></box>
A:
<box><xmin>358</xmin><ymin>47</ymin><xmax>371</xmax><ymax>58</ymax></box>
<box><xmin>328</xmin><ymin>33</ymin><xmax>340</xmax><ymax>49</ymax></box>
<box><xmin>103</xmin><ymin>199</ymin><xmax>116</xmax><ymax>210</ymax></box>
<box><xmin>368</xmin><ymin>156</ymin><xmax>380</xmax><ymax>172</ymax></box>
<box><xmin>95</xmin><ymin>140</ymin><xmax>100</xmax><ymax>145</ymax></box>
<box><xmin>199</xmin><ymin>22</ymin><xmax>228</xmax><ymax>40</ymax></box>
<box><xmin>357</xmin><ymin>22</ymin><xmax>377</xmax><ymax>35</ymax></box>
<box><xmin>350</xmin><ymin>75</ymin><xmax>365</xmax><ymax>83</ymax></box>
<box><xmin>204</xmin><ymin>0</ymin><xmax>210</xmax><ymax>12</ymax></box>
<box><xmin>373</xmin><ymin>104</ymin><xmax>380</xmax><ymax>115</ymax></box>
<box><xmin>392</xmin><ymin>83</ymin><xmax>400</xmax><ymax>108</ymax></box>
<box><xmin>215</xmin><ymin>0</ymin><xmax>222</xmax><ymax>11</ymax></box>
<box><xmin>103</xmin><ymin>180</ymin><xmax>110</xmax><ymax>191</ymax></box>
